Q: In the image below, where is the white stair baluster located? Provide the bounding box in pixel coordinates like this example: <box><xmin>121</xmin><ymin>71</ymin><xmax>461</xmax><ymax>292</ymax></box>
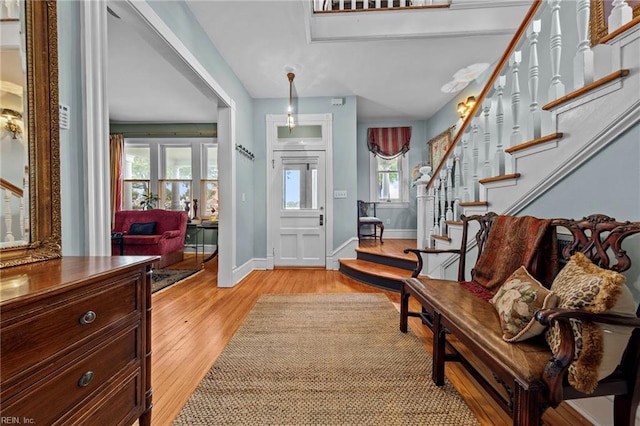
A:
<box><xmin>471</xmin><ymin>124</ymin><xmax>480</xmax><ymax>202</ymax></box>
<box><xmin>574</xmin><ymin>0</ymin><xmax>594</xmax><ymax>89</ymax></box>
<box><xmin>462</xmin><ymin>135</ymin><xmax>471</xmax><ymax>202</ymax></box>
<box><xmin>439</xmin><ymin>170</ymin><xmax>446</xmax><ymax>235</ymax></box>
<box><xmin>548</xmin><ymin>0</ymin><xmax>565</xmax><ymax>101</ymax></box>
<box><xmin>494</xmin><ymin>75</ymin><xmax>506</xmax><ymax>176</ymax></box>
<box><xmin>426</xmin><ymin>185</ymin><xmax>435</xmax><ymax>248</ymax></box>
<box><xmin>3</xmin><ymin>189</ymin><xmax>14</xmax><ymax>242</ymax></box>
<box><xmin>527</xmin><ymin>19</ymin><xmax>542</xmax><ymax>140</ymax></box>
<box><xmin>445</xmin><ymin>158</ymin><xmax>453</xmax><ymax>221</ymax></box>
<box><xmin>608</xmin><ymin>0</ymin><xmax>633</xmax><ymax>33</ymax></box>
<box><xmin>22</xmin><ymin>166</ymin><xmax>29</xmax><ymax>241</ymax></box>
<box><xmin>482</xmin><ymin>100</ymin><xmax>492</xmax><ymax>179</ymax></box>
<box><xmin>416</xmin><ymin>180</ymin><xmax>428</xmax><ymax>249</ymax></box>
<box><xmin>453</xmin><ymin>145</ymin><xmax>462</xmax><ymax>220</ymax></box>
<box><xmin>510</xmin><ymin>51</ymin><xmax>522</xmax><ymax>147</ymax></box>
<box><xmin>433</xmin><ymin>176</ymin><xmax>440</xmax><ymax>237</ymax></box>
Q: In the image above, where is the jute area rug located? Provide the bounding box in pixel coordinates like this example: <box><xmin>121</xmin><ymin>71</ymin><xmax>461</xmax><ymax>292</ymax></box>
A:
<box><xmin>174</xmin><ymin>293</ymin><xmax>479</xmax><ymax>425</ymax></box>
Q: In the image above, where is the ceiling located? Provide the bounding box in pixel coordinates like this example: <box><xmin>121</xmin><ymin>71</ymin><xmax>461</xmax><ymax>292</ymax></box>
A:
<box><xmin>107</xmin><ymin>0</ymin><xmax>531</xmax><ymax>124</ymax></box>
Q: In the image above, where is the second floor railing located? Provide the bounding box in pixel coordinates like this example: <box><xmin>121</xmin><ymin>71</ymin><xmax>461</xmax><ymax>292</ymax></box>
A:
<box><xmin>313</xmin><ymin>0</ymin><xmax>450</xmax><ymax>13</ymax></box>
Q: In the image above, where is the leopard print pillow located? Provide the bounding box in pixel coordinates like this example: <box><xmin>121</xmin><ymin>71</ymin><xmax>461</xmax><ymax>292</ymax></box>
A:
<box><xmin>545</xmin><ymin>252</ymin><xmax>628</xmax><ymax>394</ymax></box>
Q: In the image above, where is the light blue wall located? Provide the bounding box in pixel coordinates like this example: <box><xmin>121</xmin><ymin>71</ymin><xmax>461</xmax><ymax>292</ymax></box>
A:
<box><xmin>253</xmin><ymin>96</ymin><xmax>358</xmax><ymax>257</ymax></box>
<box><xmin>356</xmin><ymin>120</ymin><xmax>426</xmax><ymax>230</ymax></box>
<box><xmin>520</xmin><ymin>122</ymin><xmax>640</xmax><ymax>301</ymax></box>
<box><xmin>57</xmin><ymin>1</ymin><xmax>256</xmax><ymax>266</ymax></box>
<box><xmin>145</xmin><ymin>0</ymin><xmax>255</xmax><ymax>266</ymax></box>
<box><xmin>57</xmin><ymin>1</ymin><xmax>85</xmax><ymax>255</ymax></box>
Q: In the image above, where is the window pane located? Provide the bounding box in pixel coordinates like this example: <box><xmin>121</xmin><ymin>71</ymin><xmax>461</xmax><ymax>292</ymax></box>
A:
<box><xmin>205</xmin><ymin>146</ymin><xmax>218</xmax><ymax>179</ymax></box>
<box><xmin>164</xmin><ymin>147</ymin><xmax>192</xmax><ymax>179</ymax></box>
<box><xmin>376</xmin><ymin>157</ymin><xmax>401</xmax><ymax>201</ymax></box>
<box><xmin>277</xmin><ymin>124</ymin><xmax>322</xmax><ymax>139</ymax></box>
<box><xmin>282</xmin><ymin>160</ymin><xmax>318</xmax><ymax>209</ymax></box>
<box><xmin>160</xmin><ymin>180</ymin><xmax>191</xmax><ymax>210</ymax></box>
<box><xmin>123</xmin><ymin>181</ymin><xmax>149</xmax><ymax>210</ymax></box>
<box><xmin>202</xmin><ymin>180</ymin><xmax>219</xmax><ymax>217</ymax></box>
<box><xmin>124</xmin><ymin>146</ymin><xmax>150</xmax><ymax>179</ymax></box>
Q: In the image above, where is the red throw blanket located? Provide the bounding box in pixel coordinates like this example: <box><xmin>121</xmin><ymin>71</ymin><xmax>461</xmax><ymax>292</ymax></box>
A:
<box><xmin>472</xmin><ymin>215</ymin><xmax>557</xmax><ymax>293</ymax></box>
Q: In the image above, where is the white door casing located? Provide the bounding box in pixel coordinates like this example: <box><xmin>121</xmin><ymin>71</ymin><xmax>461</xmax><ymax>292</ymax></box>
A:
<box><xmin>266</xmin><ymin>114</ymin><xmax>333</xmax><ymax>269</ymax></box>
<box><xmin>272</xmin><ymin>151</ymin><xmax>326</xmax><ymax>267</ymax></box>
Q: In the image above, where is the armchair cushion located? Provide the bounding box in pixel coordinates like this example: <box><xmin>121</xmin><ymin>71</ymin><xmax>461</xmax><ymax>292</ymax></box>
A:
<box><xmin>545</xmin><ymin>252</ymin><xmax>632</xmax><ymax>393</ymax></box>
<box><xmin>129</xmin><ymin>221</ymin><xmax>157</xmax><ymax>235</ymax></box>
<box><xmin>490</xmin><ymin>266</ymin><xmax>559</xmax><ymax>342</ymax></box>
<box><xmin>162</xmin><ymin>230</ymin><xmax>182</xmax><ymax>239</ymax></box>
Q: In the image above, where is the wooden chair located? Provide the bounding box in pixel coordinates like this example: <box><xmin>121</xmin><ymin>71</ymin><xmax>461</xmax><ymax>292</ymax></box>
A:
<box><xmin>357</xmin><ymin>200</ymin><xmax>384</xmax><ymax>244</ymax></box>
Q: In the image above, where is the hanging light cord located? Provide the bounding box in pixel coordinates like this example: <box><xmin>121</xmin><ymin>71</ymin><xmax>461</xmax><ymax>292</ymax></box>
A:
<box><xmin>287</xmin><ymin>72</ymin><xmax>295</xmax><ymax>132</ymax></box>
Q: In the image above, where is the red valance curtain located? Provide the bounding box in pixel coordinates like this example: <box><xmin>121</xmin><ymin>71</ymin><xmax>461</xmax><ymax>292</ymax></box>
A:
<box><xmin>367</xmin><ymin>127</ymin><xmax>411</xmax><ymax>159</ymax></box>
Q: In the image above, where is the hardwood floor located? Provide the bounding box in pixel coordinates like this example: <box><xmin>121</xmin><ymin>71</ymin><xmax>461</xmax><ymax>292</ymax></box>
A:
<box><xmin>148</xmin><ymin>254</ymin><xmax>592</xmax><ymax>426</ymax></box>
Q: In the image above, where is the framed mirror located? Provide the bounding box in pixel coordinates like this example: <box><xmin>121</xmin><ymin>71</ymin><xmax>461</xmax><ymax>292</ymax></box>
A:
<box><xmin>0</xmin><ymin>0</ymin><xmax>60</xmax><ymax>268</ymax></box>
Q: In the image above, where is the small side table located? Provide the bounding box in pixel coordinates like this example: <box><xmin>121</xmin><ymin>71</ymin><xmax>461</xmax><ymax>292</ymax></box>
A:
<box><xmin>111</xmin><ymin>232</ymin><xmax>125</xmax><ymax>255</ymax></box>
<box><xmin>198</xmin><ymin>222</ymin><xmax>218</xmax><ymax>263</ymax></box>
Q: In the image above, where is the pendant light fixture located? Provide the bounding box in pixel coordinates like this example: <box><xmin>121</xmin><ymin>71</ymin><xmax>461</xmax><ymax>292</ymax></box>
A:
<box><xmin>287</xmin><ymin>72</ymin><xmax>295</xmax><ymax>132</ymax></box>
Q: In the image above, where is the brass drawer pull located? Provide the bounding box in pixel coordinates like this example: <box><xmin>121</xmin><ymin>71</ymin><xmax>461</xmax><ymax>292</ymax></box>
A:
<box><xmin>79</xmin><ymin>310</ymin><xmax>96</xmax><ymax>325</ymax></box>
<box><xmin>78</xmin><ymin>371</ymin><xmax>94</xmax><ymax>387</ymax></box>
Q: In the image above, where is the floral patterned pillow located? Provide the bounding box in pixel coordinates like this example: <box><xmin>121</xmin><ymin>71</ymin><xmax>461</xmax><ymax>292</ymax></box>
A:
<box><xmin>490</xmin><ymin>266</ymin><xmax>559</xmax><ymax>342</ymax></box>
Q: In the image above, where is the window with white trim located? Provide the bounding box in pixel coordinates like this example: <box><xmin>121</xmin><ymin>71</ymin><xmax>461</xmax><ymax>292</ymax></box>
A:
<box><xmin>369</xmin><ymin>153</ymin><xmax>409</xmax><ymax>205</ymax></box>
<box><xmin>122</xmin><ymin>140</ymin><xmax>217</xmax><ymax>215</ymax></box>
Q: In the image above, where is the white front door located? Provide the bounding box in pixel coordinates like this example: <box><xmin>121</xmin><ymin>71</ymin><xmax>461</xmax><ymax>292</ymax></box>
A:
<box><xmin>272</xmin><ymin>150</ymin><xmax>326</xmax><ymax>267</ymax></box>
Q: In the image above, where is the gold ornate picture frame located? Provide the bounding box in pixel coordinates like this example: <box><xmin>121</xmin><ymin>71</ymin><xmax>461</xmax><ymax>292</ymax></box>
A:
<box><xmin>427</xmin><ymin>125</ymin><xmax>456</xmax><ymax>171</ymax></box>
<box><xmin>590</xmin><ymin>0</ymin><xmax>640</xmax><ymax>46</ymax></box>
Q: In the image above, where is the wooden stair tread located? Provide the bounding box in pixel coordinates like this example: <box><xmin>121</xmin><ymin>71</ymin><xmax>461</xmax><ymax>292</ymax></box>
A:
<box><xmin>542</xmin><ymin>69</ymin><xmax>630</xmax><ymax>111</ymax></box>
<box><xmin>356</xmin><ymin>239</ymin><xmax>416</xmax><ymax>262</ymax></box>
<box><xmin>505</xmin><ymin>133</ymin><xmax>563</xmax><ymax>154</ymax></box>
<box><xmin>432</xmin><ymin>234</ymin><xmax>451</xmax><ymax>242</ymax></box>
<box><xmin>339</xmin><ymin>259</ymin><xmax>414</xmax><ymax>280</ymax></box>
<box><xmin>460</xmin><ymin>201</ymin><xmax>489</xmax><ymax>207</ymax></box>
<box><xmin>446</xmin><ymin>220</ymin><xmax>463</xmax><ymax>226</ymax></box>
<box><xmin>479</xmin><ymin>173</ymin><xmax>521</xmax><ymax>185</ymax></box>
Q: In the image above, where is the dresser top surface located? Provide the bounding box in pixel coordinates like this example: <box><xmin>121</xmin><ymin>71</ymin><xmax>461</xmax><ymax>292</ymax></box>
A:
<box><xmin>0</xmin><ymin>256</ymin><xmax>157</xmax><ymax>304</ymax></box>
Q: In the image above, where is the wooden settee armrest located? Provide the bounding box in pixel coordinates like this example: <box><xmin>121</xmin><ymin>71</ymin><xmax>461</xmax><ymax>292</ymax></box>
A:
<box><xmin>535</xmin><ymin>308</ymin><xmax>640</xmax><ymax>328</ymax></box>
<box><xmin>403</xmin><ymin>248</ymin><xmax>462</xmax><ymax>278</ymax></box>
<box><xmin>534</xmin><ymin>308</ymin><xmax>640</xmax><ymax>405</ymax></box>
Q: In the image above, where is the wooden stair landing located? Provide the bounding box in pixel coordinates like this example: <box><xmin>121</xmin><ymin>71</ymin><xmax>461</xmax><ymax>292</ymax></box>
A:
<box><xmin>340</xmin><ymin>239</ymin><xmax>418</xmax><ymax>291</ymax></box>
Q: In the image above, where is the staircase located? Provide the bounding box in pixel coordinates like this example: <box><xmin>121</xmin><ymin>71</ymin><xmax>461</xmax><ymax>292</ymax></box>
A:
<box><xmin>417</xmin><ymin>1</ymin><xmax>640</xmax><ymax>280</ymax></box>
<box><xmin>340</xmin><ymin>2</ymin><xmax>639</xmax><ymax>294</ymax></box>
<box><xmin>339</xmin><ymin>239</ymin><xmax>417</xmax><ymax>291</ymax></box>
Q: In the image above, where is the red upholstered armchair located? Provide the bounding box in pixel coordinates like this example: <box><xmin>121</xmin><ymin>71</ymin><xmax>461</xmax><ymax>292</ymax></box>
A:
<box><xmin>111</xmin><ymin>209</ymin><xmax>188</xmax><ymax>268</ymax></box>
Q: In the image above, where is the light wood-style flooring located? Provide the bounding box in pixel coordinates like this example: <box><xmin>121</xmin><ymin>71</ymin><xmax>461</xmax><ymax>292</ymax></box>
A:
<box><xmin>148</xmin><ymin>253</ymin><xmax>592</xmax><ymax>426</ymax></box>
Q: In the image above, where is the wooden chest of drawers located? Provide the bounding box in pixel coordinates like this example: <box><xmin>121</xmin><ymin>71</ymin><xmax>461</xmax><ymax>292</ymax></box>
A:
<box><xmin>0</xmin><ymin>256</ymin><xmax>155</xmax><ymax>426</ymax></box>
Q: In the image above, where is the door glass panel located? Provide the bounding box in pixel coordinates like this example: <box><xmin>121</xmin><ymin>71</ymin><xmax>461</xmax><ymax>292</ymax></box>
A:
<box><xmin>282</xmin><ymin>158</ymin><xmax>318</xmax><ymax>210</ymax></box>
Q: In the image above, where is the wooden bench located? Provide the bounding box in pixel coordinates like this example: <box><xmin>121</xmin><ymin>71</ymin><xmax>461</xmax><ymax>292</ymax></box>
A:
<box><xmin>400</xmin><ymin>212</ymin><xmax>640</xmax><ymax>426</ymax></box>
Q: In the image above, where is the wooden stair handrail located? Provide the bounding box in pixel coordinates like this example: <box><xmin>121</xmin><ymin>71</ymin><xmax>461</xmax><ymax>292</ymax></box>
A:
<box><xmin>0</xmin><ymin>178</ymin><xmax>23</xmax><ymax>198</ymax></box>
<box><xmin>425</xmin><ymin>0</ymin><xmax>542</xmax><ymax>191</ymax></box>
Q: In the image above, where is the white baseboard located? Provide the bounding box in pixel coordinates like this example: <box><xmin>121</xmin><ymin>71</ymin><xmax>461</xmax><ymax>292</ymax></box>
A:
<box><xmin>569</xmin><ymin>395</ymin><xmax>640</xmax><ymax>426</ymax></box>
<box><xmin>382</xmin><ymin>229</ymin><xmax>417</xmax><ymax>239</ymax></box>
<box><xmin>328</xmin><ymin>237</ymin><xmax>359</xmax><ymax>270</ymax></box>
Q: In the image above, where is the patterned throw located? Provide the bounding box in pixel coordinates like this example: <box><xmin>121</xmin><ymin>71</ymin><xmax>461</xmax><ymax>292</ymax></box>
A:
<box><xmin>174</xmin><ymin>293</ymin><xmax>479</xmax><ymax>425</ymax></box>
<box><xmin>472</xmin><ymin>215</ymin><xmax>557</xmax><ymax>292</ymax></box>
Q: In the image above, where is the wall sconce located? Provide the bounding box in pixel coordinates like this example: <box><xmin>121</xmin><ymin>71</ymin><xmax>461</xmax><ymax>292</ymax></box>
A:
<box><xmin>1</xmin><ymin>109</ymin><xmax>23</xmax><ymax>139</ymax></box>
<box><xmin>457</xmin><ymin>96</ymin><xmax>476</xmax><ymax>120</ymax></box>
<box><xmin>287</xmin><ymin>72</ymin><xmax>295</xmax><ymax>132</ymax></box>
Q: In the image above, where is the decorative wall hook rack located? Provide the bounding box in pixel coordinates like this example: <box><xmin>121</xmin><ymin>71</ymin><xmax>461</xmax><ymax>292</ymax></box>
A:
<box><xmin>235</xmin><ymin>144</ymin><xmax>255</xmax><ymax>161</ymax></box>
